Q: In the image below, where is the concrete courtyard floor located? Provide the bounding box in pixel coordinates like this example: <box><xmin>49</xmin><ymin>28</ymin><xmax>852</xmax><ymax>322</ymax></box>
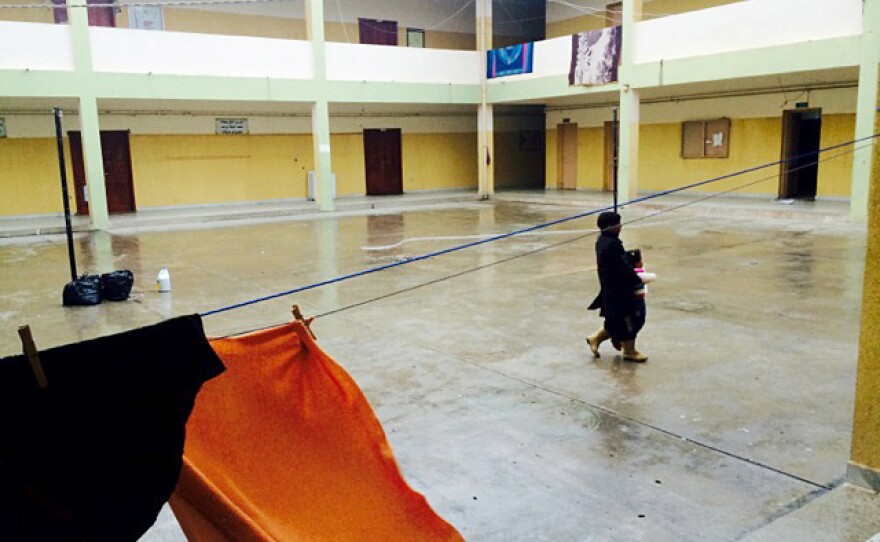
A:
<box><xmin>2</xmin><ymin>193</ymin><xmax>879</xmax><ymax>541</ymax></box>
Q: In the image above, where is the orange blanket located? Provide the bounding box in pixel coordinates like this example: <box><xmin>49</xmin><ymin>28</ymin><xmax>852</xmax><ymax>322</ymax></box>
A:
<box><xmin>169</xmin><ymin>322</ymin><xmax>462</xmax><ymax>541</ymax></box>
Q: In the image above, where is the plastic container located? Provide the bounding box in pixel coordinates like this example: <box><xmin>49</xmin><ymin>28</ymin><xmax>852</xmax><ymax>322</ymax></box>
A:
<box><xmin>156</xmin><ymin>267</ymin><xmax>171</xmax><ymax>293</ymax></box>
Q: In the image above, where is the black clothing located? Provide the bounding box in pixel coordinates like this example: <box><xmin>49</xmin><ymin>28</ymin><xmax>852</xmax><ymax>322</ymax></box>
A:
<box><xmin>0</xmin><ymin>315</ymin><xmax>224</xmax><ymax>541</ymax></box>
<box><xmin>603</xmin><ymin>298</ymin><xmax>646</xmax><ymax>342</ymax></box>
<box><xmin>588</xmin><ymin>231</ymin><xmax>642</xmax><ymax>320</ymax></box>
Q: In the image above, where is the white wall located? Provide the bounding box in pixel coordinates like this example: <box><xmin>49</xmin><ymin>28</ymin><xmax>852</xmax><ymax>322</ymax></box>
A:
<box><xmin>487</xmin><ymin>35</ymin><xmax>570</xmax><ymax>83</ymax></box>
<box><xmin>635</xmin><ymin>0</ymin><xmax>862</xmax><ymax>64</ymax></box>
<box><xmin>0</xmin><ymin>21</ymin><xmax>75</xmax><ymax>71</ymax></box>
<box><xmin>326</xmin><ymin>42</ymin><xmax>480</xmax><ymax>84</ymax></box>
<box><xmin>89</xmin><ymin>27</ymin><xmax>314</xmax><ymax>78</ymax></box>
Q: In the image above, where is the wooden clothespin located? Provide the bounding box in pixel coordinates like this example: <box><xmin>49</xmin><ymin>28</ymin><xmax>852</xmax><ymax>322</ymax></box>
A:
<box><xmin>18</xmin><ymin>325</ymin><xmax>48</xmax><ymax>389</ymax></box>
<box><xmin>291</xmin><ymin>305</ymin><xmax>317</xmax><ymax>340</ymax></box>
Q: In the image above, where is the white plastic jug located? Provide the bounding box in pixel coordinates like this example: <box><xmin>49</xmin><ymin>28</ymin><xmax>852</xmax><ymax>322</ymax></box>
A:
<box><xmin>156</xmin><ymin>267</ymin><xmax>171</xmax><ymax>293</ymax></box>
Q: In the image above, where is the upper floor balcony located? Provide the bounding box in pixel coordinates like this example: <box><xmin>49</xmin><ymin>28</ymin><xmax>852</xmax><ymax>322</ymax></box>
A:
<box><xmin>489</xmin><ymin>0</ymin><xmax>863</xmax><ymax>102</ymax></box>
<box><xmin>0</xmin><ymin>0</ymin><xmax>865</xmax><ymax>104</ymax></box>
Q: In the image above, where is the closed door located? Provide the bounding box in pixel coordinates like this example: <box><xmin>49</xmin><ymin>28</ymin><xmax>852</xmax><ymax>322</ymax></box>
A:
<box><xmin>52</xmin><ymin>0</ymin><xmax>116</xmax><ymax>26</ymax></box>
<box><xmin>69</xmin><ymin>131</ymin><xmax>136</xmax><ymax>215</ymax></box>
<box><xmin>364</xmin><ymin>129</ymin><xmax>403</xmax><ymax>196</ymax></box>
<box><xmin>557</xmin><ymin>123</ymin><xmax>578</xmax><ymax>190</ymax></box>
<box><xmin>359</xmin><ymin>18</ymin><xmax>398</xmax><ymax>46</ymax></box>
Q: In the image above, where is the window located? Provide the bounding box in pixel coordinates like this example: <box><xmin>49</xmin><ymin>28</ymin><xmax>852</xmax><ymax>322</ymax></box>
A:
<box><xmin>407</xmin><ymin>28</ymin><xmax>425</xmax><ymax>48</ymax></box>
<box><xmin>130</xmin><ymin>5</ymin><xmax>164</xmax><ymax>30</ymax></box>
<box><xmin>682</xmin><ymin>119</ymin><xmax>730</xmax><ymax>159</ymax></box>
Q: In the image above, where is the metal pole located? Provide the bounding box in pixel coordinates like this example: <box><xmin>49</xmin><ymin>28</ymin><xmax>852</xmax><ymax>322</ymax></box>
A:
<box><xmin>612</xmin><ymin>107</ymin><xmax>619</xmax><ymax>213</ymax></box>
<box><xmin>54</xmin><ymin>107</ymin><xmax>78</xmax><ymax>282</ymax></box>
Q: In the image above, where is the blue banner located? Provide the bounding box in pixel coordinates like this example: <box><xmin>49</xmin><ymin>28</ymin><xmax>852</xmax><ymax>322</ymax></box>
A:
<box><xmin>487</xmin><ymin>43</ymin><xmax>534</xmax><ymax>79</ymax></box>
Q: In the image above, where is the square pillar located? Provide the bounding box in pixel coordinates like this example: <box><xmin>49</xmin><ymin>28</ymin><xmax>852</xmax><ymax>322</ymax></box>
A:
<box><xmin>306</xmin><ymin>0</ymin><xmax>334</xmax><ymax>211</ymax></box>
<box><xmin>850</xmin><ymin>0</ymin><xmax>879</xmax><ymax>222</ymax></box>
<box><xmin>615</xmin><ymin>0</ymin><xmax>643</xmax><ymax>202</ymax></box>
<box><xmin>69</xmin><ymin>0</ymin><xmax>109</xmax><ymax>229</ymax></box>
<box><xmin>477</xmin><ymin>0</ymin><xmax>494</xmax><ymax>198</ymax></box>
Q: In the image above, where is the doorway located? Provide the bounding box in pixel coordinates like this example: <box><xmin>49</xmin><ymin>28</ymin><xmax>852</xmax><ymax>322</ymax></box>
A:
<box><xmin>779</xmin><ymin>109</ymin><xmax>822</xmax><ymax>200</ymax></box>
<box><xmin>557</xmin><ymin>123</ymin><xmax>578</xmax><ymax>190</ymax></box>
<box><xmin>69</xmin><ymin>131</ymin><xmax>136</xmax><ymax>215</ymax></box>
<box><xmin>364</xmin><ymin>129</ymin><xmax>403</xmax><ymax>196</ymax></box>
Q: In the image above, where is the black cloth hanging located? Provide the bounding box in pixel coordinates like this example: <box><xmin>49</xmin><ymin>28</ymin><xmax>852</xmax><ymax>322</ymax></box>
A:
<box><xmin>0</xmin><ymin>315</ymin><xmax>224</xmax><ymax>541</ymax></box>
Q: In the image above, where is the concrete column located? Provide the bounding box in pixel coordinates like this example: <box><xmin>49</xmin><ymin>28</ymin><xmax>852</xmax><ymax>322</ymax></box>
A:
<box><xmin>69</xmin><ymin>0</ymin><xmax>109</xmax><ymax>229</ymax></box>
<box><xmin>306</xmin><ymin>0</ymin><xmax>334</xmax><ymax>211</ymax></box>
<box><xmin>848</xmin><ymin>76</ymin><xmax>880</xmax><ymax>492</ymax></box>
<box><xmin>477</xmin><ymin>0</ymin><xmax>494</xmax><ymax>199</ymax></box>
<box><xmin>617</xmin><ymin>89</ymin><xmax>640</xmax><ymax>202</ymax></box>
<box><xmin>850</xmin><ymin>0</ymin><xmax>879</xmax><ymax>222</ymax></box>
<box><xmin>616</xmin><ymin>0</ymin><xmax>643</xmax><ymax>202</ymax></box>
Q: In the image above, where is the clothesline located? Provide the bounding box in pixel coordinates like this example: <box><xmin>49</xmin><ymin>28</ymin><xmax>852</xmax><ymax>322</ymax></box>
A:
<box><xmin>199</xmin><ymin>133</ymin><xmax>878</xmax><ymax>318</ymax></box>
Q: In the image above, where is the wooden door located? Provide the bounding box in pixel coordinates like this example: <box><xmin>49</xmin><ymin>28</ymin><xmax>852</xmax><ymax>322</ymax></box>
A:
<box><xmin>52</xmin><ymin>0</ymin><xmax>116</xmax><ymax>26</ymax></box>
<box><xmin>359</xmin><ymin>18</ymin><xmax>398</xmax><ymax>46</ymax></box>
<box><xmin>603</xmin><ymin>121</ymin><xmax>615</xmax><ymax>192</ymax></box>
<box><xmin>69</xmin><ymin>131</ymin><xmax>136</xmax><ymax>215</ymax></box>
<box><xmin>364</xmin><ymin>129</ymin><xmax>403</xmax><ymax>196</ymax></box>
<box><xmin>557</xmin><ymin>123</ymin><xmax>578</xmax><ymax>190</ymax></box>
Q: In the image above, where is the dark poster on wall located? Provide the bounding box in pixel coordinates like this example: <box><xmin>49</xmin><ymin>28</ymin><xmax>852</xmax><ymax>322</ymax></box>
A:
<box><xmin>487</xmin><ymin>43</ymin><xmax>534</xmax><ymax>78</ymax></box>
<box><xmin>569</xmin><ymin>26</ymin><xmax>622</xmax><ymax>86</ymax></box>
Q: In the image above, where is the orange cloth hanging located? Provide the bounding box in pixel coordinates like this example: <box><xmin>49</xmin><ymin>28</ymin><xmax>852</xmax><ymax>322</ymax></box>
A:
<box><xmin>169</xmin><ymin>321</ymin><xmax>463</xmax><ymax>542</ymax></box>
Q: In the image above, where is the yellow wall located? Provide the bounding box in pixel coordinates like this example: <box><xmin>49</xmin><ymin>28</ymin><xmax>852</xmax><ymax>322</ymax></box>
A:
<box><xmin>547</xmin><ymin>14</ymin><xmax>606</xmax><ymax>39</ymax></box>
<box><xmin>129</xmin><ymin>134</ymin><xmax>313</xmax><ymax>207</ymax></box>
<box><xmin>110</xmin><ymin>9</ymin><xmax>476</xmax><ymax>49</ymax></box>
<box><xmin>544</xmin><ymin>126</ymin><xmax>605</xmax><ymax>190</ymax></box>
<box><xmin>817</xmin><ymin>113</ymin><xmax>856</xmax><ymax>197</ymax></box>
<box><xmin>156</xmin><ymin>8</ymin><xmax>306</xmax><ymax>39</ymax></box>
<box><xmin>545</xmin><ymin>128</ymin><xmax>557</xmax><ymax>188</ymax></box>
<box><xmin>0</xmin><ymin>138</ymin><xmax>75</xmax><ymax>216</ymax></box>
<box><xmin>547</xmin><ymin>0</ymin><xmax>740</xmax><ymax>38</ymax></box>
<box><xmin>545</xmin><ymin>114</ymin><xmax>857</xmax><ymax>197</ymax></box>
<box><xmin>402</xmin><ymin>133</ymin><xmax>477</xmax><ymax>191</ymax></box>
<box><xmin>324</xmin><ymin>20</ymin><xmax>474</xmax><ymax>50</ymax></box>
<box><xmin>577</xmin><ymin>126</ymin><xmax>605</xmax><ymax>190</ymax></box>
<box><xmin>329</xmin><ymin>133</ymin><xmax>366</xmax><ymax>196</ymax></box>
<box><xmin>639</xmin><ymin>118</ymin><xmax>781</xmax><ymax>195</ymax></box>
<box><xmin>0</xmin><ymin>0</ymin><xmax>55</xmax><ymax>23</ymax></box>
<box><xmin>494</xmin><ymin>131</ymin><xmax>544</xmax><ymax>188</ymax></box>
<box><xmin>123</xmin><ymin>132</ymin><xmax>475</xmax><ymax>208</ymax></box>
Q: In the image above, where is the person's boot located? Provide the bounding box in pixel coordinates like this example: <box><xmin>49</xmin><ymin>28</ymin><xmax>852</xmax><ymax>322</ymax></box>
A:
<box><xmin>586</xmin><ymin>328</ymin><xmax>610</xmax><ymax>358</ymax></box>
<box><xmin>622</xmin><ymin>341</ymin><xmax>648</xmax><ymax>362</ymax></box>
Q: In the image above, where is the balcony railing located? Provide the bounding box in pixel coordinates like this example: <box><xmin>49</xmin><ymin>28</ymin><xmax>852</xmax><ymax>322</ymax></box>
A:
<box><xmin>89</xmin><ymin>27</ymin><xmax>314</xmax><ymax>78</ymax></box>
<box><xmin>325</xmin><ymin>42</ymin><xmax>480</xmax><ymax>85</ymax></box>
<box><xmin>633</xmin><ymin>0</ymin><xmax>862</xmax><ymax>64</ymax></box>
<box><xmin>1</xmin><ymin>21</ymin><xmax>74</xmax><ymax>71</ymax></box>
<box><xmin>0</xmin><ymin>0</ymin><xmax>863</xmax><ymax>86</ymax></box>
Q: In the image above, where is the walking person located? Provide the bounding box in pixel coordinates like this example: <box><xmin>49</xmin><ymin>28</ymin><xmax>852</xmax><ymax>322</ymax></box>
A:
<box><xmin>585</xmin><ymin>212</ymin><xmax>649</xmax><ymax>362</ymax></box>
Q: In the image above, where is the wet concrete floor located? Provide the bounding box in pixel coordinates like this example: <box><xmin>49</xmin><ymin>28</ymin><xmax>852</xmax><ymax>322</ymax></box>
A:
<box><xmin>1</xmin><ymin>200</ymin><xmax>879</xmax><ymax>540</ymax></box>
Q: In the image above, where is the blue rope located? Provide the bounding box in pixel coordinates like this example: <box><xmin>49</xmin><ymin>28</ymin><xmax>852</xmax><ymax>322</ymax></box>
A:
<box><xmin>200</xmin><ymin>133</ymin><xmax>878</xmax><ymax>317</ymax></box>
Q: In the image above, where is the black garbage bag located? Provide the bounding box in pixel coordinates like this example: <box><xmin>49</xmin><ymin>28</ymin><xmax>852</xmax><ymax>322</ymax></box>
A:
<box><xmin>62</xmin><ymin>275</ymin><xmax>102</xmax><ymax>306</ymax></box>
<box><xmin>101</xmin><ymin>270</ymin><xmax>134</xmax><ymax>302</ymax></box>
